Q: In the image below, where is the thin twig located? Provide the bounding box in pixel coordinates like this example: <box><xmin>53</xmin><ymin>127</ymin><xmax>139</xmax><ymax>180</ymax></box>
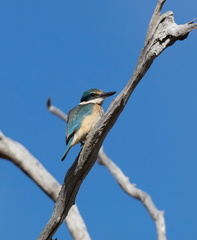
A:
<box><xmin>47</xmin><ymin>98</ymin><xmax>68</xmax><ymax>122</ymax></box>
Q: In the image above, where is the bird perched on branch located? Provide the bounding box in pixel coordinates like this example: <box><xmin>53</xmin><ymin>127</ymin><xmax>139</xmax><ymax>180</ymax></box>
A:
<box><xmin>61</xmin><ymin>89</ymin><xmax>116</xmax><ymax>161</ymax></box>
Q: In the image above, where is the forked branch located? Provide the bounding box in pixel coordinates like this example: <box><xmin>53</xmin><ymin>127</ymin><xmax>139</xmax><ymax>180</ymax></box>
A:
<box><xmin>47</xmin><ymin>100</ymin><xmax>167</xmax><ymax>240</ymax></box>
<box><xmin>37</xmin><ymin>0</ymin><xmax>197</xmax><ymax>239</ymax></box>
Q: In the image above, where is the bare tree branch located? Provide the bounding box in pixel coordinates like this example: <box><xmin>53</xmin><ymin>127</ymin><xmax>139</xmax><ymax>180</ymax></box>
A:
<box><xmin>47</xmin><ymin>98</ymin><xmax>68</xmax><ymax>122</ymax></box>
<box><xmin>97</xmin><ymin>147</ymin><xmax>166</xmax><ymax>240</ymax></box>
<box><xmin>47</xmin><ymin>90</ymin><xmax>167</xmax><ymax>240</ymax></box>
<box><xmin>0</xmin><ymin>131</ymin><xmax>91</xmax><ymax>240</ymax></box>
<box><xmin>38</xmin><ymin>1</ymin><xmax>197</xmax><ymax>239</ymax></box>
<box><xmin>47</xmin><ymin>96</ymin><xmax>167</xmax><ymax>239</ymax></box>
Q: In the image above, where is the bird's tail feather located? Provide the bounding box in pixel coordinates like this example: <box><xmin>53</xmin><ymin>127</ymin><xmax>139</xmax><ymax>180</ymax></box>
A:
<box><xmin>61</xmin><ymin>145</ymin><xmax>71</xmax><ymax>161</ymax></box>
<box><xmin>61</xmin><ymin>135</ymin><xmax>75</xmax><ymax>161</ymax></box>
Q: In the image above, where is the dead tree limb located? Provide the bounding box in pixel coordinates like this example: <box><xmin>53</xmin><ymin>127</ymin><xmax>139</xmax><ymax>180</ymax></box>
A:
<box><xmin>38</xmin><ymin>0</ymin><xmax>197</xmax><ymax>239</ymax></box>
<box><xmin>47</xmin><ymin>94</ymin><xmax>167</xmax><ymax>240</ymax></box>
<box><xmin>0</xmin><ymin>131</ymin><xmax>91</xmax><ymax>240</ymax></box>
<box><xmin>98</xmin><ymin>147</ymin><xmax>166</xmax><ymax>240</ymax></box>
<box><xmin>48</xmin><ymin>97</ymin><xmax>167</xmax><ymax>240</ymax></box>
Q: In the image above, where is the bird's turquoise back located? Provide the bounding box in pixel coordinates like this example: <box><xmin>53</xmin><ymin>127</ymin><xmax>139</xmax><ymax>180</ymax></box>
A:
<box><xmin>62</xmin><ymin>88</ymin><xmax>116</xmax><ymax>161</ymax></box>
<box><xmin>66</xmin><ymin>103</ymin><xmax>94</xmax><ymax>144</ymax></box>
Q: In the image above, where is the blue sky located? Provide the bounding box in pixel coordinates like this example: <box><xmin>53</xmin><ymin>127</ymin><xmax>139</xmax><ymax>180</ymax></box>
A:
<box><xmin>1</xmin><ymin>0</ymin><xmax>197</xmax><ymax>239</ymax></box>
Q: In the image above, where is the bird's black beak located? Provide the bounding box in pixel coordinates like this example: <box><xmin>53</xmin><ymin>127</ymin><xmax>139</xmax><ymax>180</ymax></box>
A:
<box><xmin>101</xmin><ymin>91</ymin><xmax>116</xmax><ymax>98</ymax></box>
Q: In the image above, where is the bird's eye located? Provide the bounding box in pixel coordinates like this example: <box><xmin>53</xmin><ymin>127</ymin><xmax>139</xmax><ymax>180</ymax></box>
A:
<box><xmin>91</xmin><ymin>93</ymin><xmax>96</xmax><ymax>97</ymax></box>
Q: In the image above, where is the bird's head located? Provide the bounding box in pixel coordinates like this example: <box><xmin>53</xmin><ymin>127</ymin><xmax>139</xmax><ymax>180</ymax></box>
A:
<box><xmin>80</xmin><ymin>89</ymin><xmax>116</xmax><ymax>105</ymax></box>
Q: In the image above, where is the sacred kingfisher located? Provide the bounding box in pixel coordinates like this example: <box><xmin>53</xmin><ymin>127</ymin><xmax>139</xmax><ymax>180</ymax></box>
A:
<box><xmin>61</xmin><ymin>89</ymin><xmax>116</xmax><ymax>161</ymax></box>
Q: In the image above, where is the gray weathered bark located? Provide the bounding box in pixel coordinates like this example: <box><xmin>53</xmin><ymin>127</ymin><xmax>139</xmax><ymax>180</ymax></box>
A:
<box><xmin>98</xmin><ymin>147</ymin><xmax>166</xmax><ymax>240</ymax></box>
<box><xmin>48</xmin><ymin>94</ymin><xmax>167</xmax><ymax>240</ymax></box>
<box><xmin>0</xmin><ymin>131</ymin><xmax>91</xmax><ymax>240</ymax></box>
<box><xmin>37</xmin><ymin>0</ymin><xmax>197</xmax><ymax>239</ymax></box>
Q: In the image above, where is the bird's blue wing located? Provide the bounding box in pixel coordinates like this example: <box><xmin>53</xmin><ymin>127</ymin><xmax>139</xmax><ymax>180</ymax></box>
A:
<box><xmin>66</xmin><ymin>104</ymin><xmax>94</xmax><ymax>144</ymax></box>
